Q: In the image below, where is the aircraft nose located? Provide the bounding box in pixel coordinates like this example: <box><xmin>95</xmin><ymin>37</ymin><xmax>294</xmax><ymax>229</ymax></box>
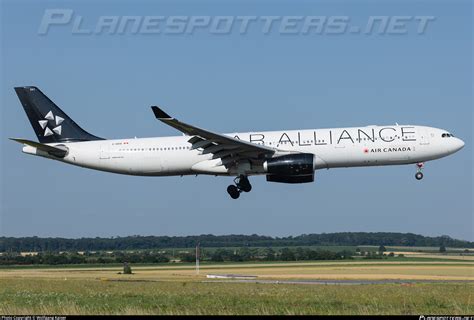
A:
<box><xmin>452</xmin><ymin>138</ymin><xmax>465</xmax><ymax>152</ymax></box>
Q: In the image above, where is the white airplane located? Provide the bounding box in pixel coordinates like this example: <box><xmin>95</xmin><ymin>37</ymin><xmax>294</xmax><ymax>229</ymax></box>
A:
<box><xmin>12</xmin><ymin>86</ymin><xmax>465</xmax><ymax>199</ymax></box>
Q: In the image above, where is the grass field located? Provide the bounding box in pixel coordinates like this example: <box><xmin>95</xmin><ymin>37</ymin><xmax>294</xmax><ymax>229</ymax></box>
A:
<box><xmin>0</xmin><ymin>278</ymin><xmax>472</xmax><ymax>315</ymax></box>
<box><xmin>1</xmin><ymin>258</ymin><xmax>473</xmax><ymax>315</ymax></box>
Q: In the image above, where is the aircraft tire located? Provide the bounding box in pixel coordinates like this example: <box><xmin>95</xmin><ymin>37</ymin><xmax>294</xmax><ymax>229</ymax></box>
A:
<box><xmin>227</xmin><ymin>185</ymin><xmax>240</xmax><ymax>199</ymax></box>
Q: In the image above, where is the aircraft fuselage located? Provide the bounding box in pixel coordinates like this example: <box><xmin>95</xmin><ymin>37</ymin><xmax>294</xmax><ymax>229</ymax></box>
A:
<box><xmin>22</xmin><ymin>125</ymin><xmax>464</xmax><ymax>177</ymax></box>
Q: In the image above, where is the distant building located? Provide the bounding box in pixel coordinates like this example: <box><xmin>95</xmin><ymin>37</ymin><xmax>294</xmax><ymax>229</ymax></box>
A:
<box><xmin>20</xmin><ymin>252</ymin><xmax>39</xmax><ymax>257</ymax></box>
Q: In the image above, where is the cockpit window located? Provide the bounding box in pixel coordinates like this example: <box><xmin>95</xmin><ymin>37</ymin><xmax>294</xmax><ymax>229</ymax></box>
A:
<box><xmin>442</xmin><ymin>133</ymin><xmax>454</xmax><ymax>138</ymax></box>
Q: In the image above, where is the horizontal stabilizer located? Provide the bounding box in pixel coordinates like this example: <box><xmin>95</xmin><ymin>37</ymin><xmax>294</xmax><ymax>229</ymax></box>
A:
<box><xmin>10</xmin><ymin>138</ymin><xmax>68</xmax><ymax>158</ymax></box>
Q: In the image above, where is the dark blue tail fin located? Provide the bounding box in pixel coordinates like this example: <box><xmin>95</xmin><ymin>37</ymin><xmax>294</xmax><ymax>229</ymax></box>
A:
<box><xmin>14</xmin><ymin>86</ymin><xmax>103</xmax><ymax>143</ymax></box>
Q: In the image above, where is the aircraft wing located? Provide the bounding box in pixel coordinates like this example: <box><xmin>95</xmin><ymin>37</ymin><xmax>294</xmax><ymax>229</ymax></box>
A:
<box><xmin>151</xmin><ymin>106</ymin><xmax>276</xmax><ymax>167</ymax></box>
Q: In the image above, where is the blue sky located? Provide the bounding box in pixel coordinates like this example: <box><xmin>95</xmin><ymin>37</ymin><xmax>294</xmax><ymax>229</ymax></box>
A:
<box><xmin>1</xmin><ymin>0</ymin><xmax>472</xmax><ymax>240</ymax></box>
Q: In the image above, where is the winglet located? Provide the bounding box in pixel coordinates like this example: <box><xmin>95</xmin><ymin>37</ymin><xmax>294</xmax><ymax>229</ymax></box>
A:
<box><xmin>151</xmin><ymin>106</ymin><xmax>172</xmax><ymax>120</ymax></box>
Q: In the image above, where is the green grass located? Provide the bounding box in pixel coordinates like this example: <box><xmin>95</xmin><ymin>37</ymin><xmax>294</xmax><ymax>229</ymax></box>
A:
<box><xmin>0</xmin><ymin>278</ymin><xmax>472</xmax><ymax>315</ymax></box>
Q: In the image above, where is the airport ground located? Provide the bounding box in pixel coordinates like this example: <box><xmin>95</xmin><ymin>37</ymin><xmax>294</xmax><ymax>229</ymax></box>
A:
<box><xmin>0</xmin><ymin>250</ymin><xmax>473</xmax><ymax>315</ymax></box>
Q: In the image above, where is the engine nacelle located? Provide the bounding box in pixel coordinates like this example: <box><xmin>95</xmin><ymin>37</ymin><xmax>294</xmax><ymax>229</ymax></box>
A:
<box><xmin>263</xmin><ymin>153</ymin><xmax>315</xmax><ymax>184</ymax></box>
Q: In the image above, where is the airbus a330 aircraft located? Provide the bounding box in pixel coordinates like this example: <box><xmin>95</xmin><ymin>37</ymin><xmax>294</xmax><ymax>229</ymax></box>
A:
<box><xmin>12</xmin><ymin>86</ymin><xmax>465</xmax><ymax>199</ymax></box>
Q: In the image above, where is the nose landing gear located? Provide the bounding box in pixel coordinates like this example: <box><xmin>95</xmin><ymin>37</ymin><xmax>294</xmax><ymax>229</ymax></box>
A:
<box><xmin>415</xmin><ymin>163</ymin><xmax>424</xmax><ymax>180</ymax></box>
<box><xmin>227</xmin><ymin>175</ymin><xmax>252</xmax><ymax>199</ymax></box>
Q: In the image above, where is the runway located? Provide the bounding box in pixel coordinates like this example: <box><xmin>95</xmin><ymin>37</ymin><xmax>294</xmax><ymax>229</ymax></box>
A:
<box><xmin>203</xmin><ymin>279</ymin><xmax>474</xmax><ymax>286</ymax></box>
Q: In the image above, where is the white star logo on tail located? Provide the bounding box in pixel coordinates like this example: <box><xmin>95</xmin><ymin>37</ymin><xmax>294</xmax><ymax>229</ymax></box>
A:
<box><xmin>38</xmin><ymin>111</ymin><xmax>63</xmax><ymax>137</ymax></box>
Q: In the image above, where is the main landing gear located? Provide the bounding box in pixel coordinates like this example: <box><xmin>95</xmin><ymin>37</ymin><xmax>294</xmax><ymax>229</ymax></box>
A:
<box><xmin>415</xmin><ymin>162</ymin><xmax>424</xmax><ymax>180</ymax></box>
<box><xmin>227</xmin><ymin>175</ymin><xmax>252</xmax><ymax>199</ymax></box>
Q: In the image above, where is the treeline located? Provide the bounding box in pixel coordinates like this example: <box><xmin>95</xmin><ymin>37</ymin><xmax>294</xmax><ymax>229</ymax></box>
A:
<box><xmin>207</xmin><ymin>247</ymin><xmax>354</xmax><ymax>262</ymax></box>
<box><xmin>1</xmin><ymin>232</ymin><xmax>472</xmax><ymax>253</ymax></box>
<box><xmin>0</xmin><ymin>251</ymin><xmax>170</xmax><ymax>266</ymax></box>
<box><xmin>0</xmin><ymin>247</ymin><xmax>356</xmax><ymax>266</ymax></box>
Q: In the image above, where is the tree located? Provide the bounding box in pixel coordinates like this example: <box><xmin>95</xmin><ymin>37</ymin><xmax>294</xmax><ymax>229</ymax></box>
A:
<box><xmin>210</xmin><ymin>250</ymin><xmax>224</xmax><ymax>262</ymax></box>
<box><xmin>264</xmin><ymin>248</ymin><xmax>275</xmax><ymax>261</ymax></box>
<box><xmin>378</xmin><ymin>245</ymin><xmax>386</xmax><ymax>253</ymax></box>
<box><xmin>280</xmin><ymin>248</ymin><xmax>295</xmax><ymax>261</ymax></box>
<box><xmin>439</xmin><ymin>245</ymin><xmax>447</xmax><ymax>253</ymax></box>
<box><xmin>295</xmin><ymin>247</ymin><xmax>305</xmax><ymax>261</ymax></box>
<box><xmin>238</xmin><ymin>247</ymin><xmax>252</xmax><ymax>261</ymax></box>
<box><xmin>2</xmin><ymin>233</ymin><xmax>473</xmax><ymax>252</ymax></box>
<box><xmin>123</xmin><ymin>262</ymin><xmax>132</xmax><ymax>274</ymax></box>
<box><xmin>179</xmin><ymin>253</ymin><xmax>195</xmax><ymax>263</ymax></box>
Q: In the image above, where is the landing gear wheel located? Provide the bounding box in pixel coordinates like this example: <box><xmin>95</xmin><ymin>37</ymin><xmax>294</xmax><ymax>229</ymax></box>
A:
<box><xmin>227</xmin><ymin>185</ymin><xmax>240</xmax><ymax>199</ymax></box>
<box><xmin>228</xmin><ymin>175</ymin><xmax>252</xmax><ymax>199</ymax></box>
<box><xmin>415</xmin><ymin>172</ymin><xmax>424</xmax><ymax>180</ymax></box>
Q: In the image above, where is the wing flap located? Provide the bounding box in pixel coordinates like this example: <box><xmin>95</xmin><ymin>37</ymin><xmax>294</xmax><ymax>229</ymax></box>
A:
<box><xmin>191</xmin><ymin>139</ymin><xmax>215</xmax><ymax>150</ymax></box>
<box><xmin>201</xmin><ymin>144</ymin><xmax>240</xmax><ymax>155</ymax></box>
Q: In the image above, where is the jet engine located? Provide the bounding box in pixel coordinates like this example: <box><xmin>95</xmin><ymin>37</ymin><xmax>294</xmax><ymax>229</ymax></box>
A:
<box><xmin>263</xmin><ymin>153</ymin><xmax>315</xmax><ymax>184</ymax></box>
